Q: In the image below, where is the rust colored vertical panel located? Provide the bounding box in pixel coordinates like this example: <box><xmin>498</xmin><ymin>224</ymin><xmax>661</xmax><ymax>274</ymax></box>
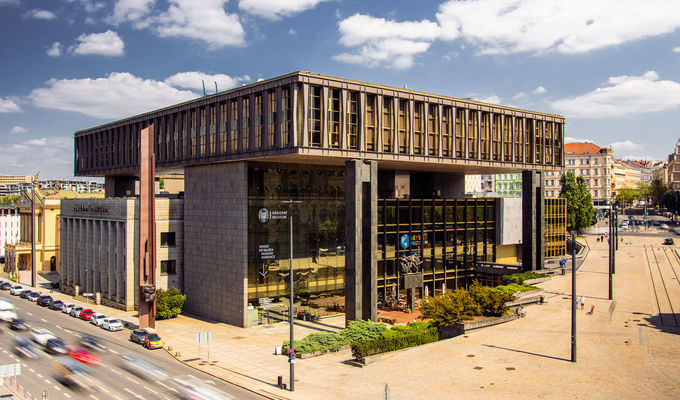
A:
<box><xmin>139</xmin><ymin>123</ymin><xmax>156</xmax><ymax>329</ymax></box>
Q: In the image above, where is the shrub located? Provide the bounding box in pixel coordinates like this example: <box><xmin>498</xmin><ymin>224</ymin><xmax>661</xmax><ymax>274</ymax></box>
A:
<box><xmin>351</xmin><ymin>321</ymin><xmax>439</xmax><ymax>362</ymax></box>
<box><xmin>492</xmin><ymin>283</ymin><xmax>537</xmax><ymax>298</ymax></box>
<box><xmin>420</xmin><ymin>288</ymin><xmax>479</xmax><ymax>326</ymax></box>
<box><xmin>282</xmin><ymin>319</ymin><xmax>386</xmax><ymax>355</ymax></box>
<box><xmin>155</xmin><ymin>287</ymin><xmax>186</xmax><ymax>320</ymax></box>
<box><xmin>469</xmin><ymin>281</ymin><xmax>512</xmax><ymax>317</ymax></box>
<box><xmin>503</xmin><ymin>271</ymin><xmax>546</xmax><ymax>285</ymax></box>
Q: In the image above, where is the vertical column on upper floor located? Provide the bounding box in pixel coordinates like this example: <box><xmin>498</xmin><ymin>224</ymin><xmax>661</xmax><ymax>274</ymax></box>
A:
<box><xmin>437</xmin><ymin>104</ymin><xmax>444</xmax><ymax>158</ymax></box>
<box><xmin>249</xmin><ymin>93</ymin><xmax>256</xmax><ymax>151</ymax></box>
<box><xmin>408</xmin><ymin>99</ymin><xmax>415</xmax><ymax>156</ymax></box>
<box><xmin>341</xmin><ymin>89</ymin><xmax>348</xmax><ymax>150</ymax></box>
<box><xmin>423</xmin><ymin>101</ymin><xmax>430</xmax><ymax>157</ymax></box>
<box><xmin>391</xmin><ymin>97</ymin><xmax>399</xmax><ymax>155</ymax></box>
<box><xmin>358</xmin><ymin>92</ymin><xmax>366</xmax><ymax>152</ymax></box>
<box><xmin>275</xmin><ymin>87</ymin><xmax>282</xmax><ymax>149</ymax></box>
<box><xmin>321</xmin><ymin>85</ymin><xmax>329</xmax><ymax>149</ymax></box>
<box><xmin>376</xmin><ymin>94</ymin><xmax>383</xmax><ymax>152</ymax></box>
<box><xmin>300</xmin><ymin>83</ymin><xmax>309</xmax><ymax>147</ymax></box>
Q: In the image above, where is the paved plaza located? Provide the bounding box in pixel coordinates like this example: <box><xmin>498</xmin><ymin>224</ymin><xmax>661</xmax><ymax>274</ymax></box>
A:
<box><xmin>7</xmin><ymin>231</ymin><xmax>680</xmax><ymax>399</ymax></box>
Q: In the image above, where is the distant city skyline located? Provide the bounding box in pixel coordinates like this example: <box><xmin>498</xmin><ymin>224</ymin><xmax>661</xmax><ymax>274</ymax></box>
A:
<box><xmin>1</xmin><ymin>0</ymin><xmax>679</xmax><ymax>178</ymax></box>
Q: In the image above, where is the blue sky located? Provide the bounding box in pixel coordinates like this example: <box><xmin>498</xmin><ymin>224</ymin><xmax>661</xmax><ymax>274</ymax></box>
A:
<box><xmin>1</xmin><ymin>0</ymin><xmax>680</xmax><ymax>179</ymax></box>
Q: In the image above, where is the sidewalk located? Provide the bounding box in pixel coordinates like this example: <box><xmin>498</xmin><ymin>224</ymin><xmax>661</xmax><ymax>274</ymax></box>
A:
<box><xmin>5</xmin><ymin>233</ymin><xmax>680</xmax><ymax>399</ymax></box>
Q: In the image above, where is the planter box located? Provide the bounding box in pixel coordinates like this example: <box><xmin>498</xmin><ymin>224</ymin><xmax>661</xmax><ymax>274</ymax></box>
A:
<box><xmin>440</xmin><ymin>314</ymin><xmax>520</xmax><ymax>340</ymax></box>
<box><xmin>295</xmin><ymin>345</ymin><xmax>350</xmax><ymax>359</ymax></box>
<box><xmin>524</xmin><ymin>277</ymin><xmax>551</xmax><ymax>285</ymax></box>
<box><xmin>506</xmin><ymin>295</ymin><xmax>544</xmax><ymax>307</ymax></box>
<box><xmin>516</xmin><ymin>288</ymin><xmax>543</xmax><ymax>298</ymax></box>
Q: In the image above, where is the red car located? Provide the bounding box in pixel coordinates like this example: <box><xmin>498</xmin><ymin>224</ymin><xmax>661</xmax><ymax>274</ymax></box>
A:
<box><xmin>67</xmin><ymin>346</ymin><xmax>101</xmax><ymax>366</ymax></box>
<box><xmin>79</xmin><ymin>309</ymin><xmax>94</xmax><ymax>321</ymax></box>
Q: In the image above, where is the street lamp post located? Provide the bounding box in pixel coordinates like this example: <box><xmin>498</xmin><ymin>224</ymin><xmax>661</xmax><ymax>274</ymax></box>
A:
<box><xmin>281</xmin><ymin>199</ymin><xmax>300</xmax><ymax>392</ymax></box>
<box><xmin>608</xmin><ymin>204</ymin><xmax>613</xmax><ymax>300</ymax></box>
<box><xmin>571</xmin><ymin>232</ymin><xmax>576</xmax><ymax>362</ymax></box>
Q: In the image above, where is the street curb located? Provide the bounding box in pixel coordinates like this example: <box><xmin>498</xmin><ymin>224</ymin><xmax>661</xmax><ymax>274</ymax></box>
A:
<box><xmin>162</xmin><ymin>347</ymin><xmax>283</xmax><ymax>400</ymax></box>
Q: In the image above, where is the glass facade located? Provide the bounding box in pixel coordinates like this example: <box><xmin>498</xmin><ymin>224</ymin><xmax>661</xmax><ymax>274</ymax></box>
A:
<box><xmin>377</xmin><ymin>198</ymin><xmax>496</xmax><ymax>303</ymax></box>
<box><xmin>247</xmin><ymin>164</ymin><xmax>345</xmax><ymax>303</ymax></box>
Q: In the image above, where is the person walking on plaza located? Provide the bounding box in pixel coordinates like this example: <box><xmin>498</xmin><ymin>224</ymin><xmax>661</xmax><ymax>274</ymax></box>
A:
<box><xmin>580</xmin><ymin>296</ymin><xmax>586</xmax><ymax>310</ymax></box>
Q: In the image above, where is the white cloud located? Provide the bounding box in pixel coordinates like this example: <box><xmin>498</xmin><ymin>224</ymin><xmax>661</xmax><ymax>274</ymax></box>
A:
<box><xmin>10</xmin><ymin>126</ymin><xmax>27</xmax><ymax>135</ymax></box>
<box><xmin>0</xmin><ymin>97</ymin><xmax>21</xmax><ymax>113</ymax></box>
<box><xmin>69</xmin><ymin>30</ymin><xmax>125</xmax><ymax>56</ymax></box>
<box><xmin>154</xmin><ymin>0</ymin><xmax>245</xmax><ymax>49</ymax></box>
<box><xmin>533</xmin><ymin>86</ymin><xmax>547</xmax><ymax>94</ymax></box>
<box><xmin>28</xmin><ymin>72</ymin><xmax>198</xmax><ymax>119</ymax></box>
<box><xmin>470</xmin><ymin>94</ymin><xmax>501</xmax><ymax>104</ymax></box>
<box><xmin>26</xmin><ymin>9</ymin><xmax>57</xmax><ymax>20</ymax></box>
<box><xmin>239</xmin><ymin>0</ymin><xmax>329</xmax><ymax>20</ymax></box>
<box><xmin>512</xmin><ymin>92</ymin><xmax>528</xmax><ymax>100</ymax></box>
<box><xmin>620</xmin><ymin>155</ymin><xmax>657</xmax><ymax>161</ymax></box>
<box><xmin>47</xmin><ymin>42</ymin><xmax>62</xmax><ymax>57</ymax></box>
<box><xmin>436</xmin><ymin>0</ymin><xmax>680</xmax><ymax>55</ymax></box>
<box><xmin>106</xmin><ymin>0</ymin><xmax>155</xmax><ymax>25</ymax></box>
<box><xmin>164</xmin><ymin>72</ymin><xmax>251</xmax><ymax>92</ymax></box>
<box><xmin>674</xmin><ymin>46</ymin><xmax>680</xmax><ymax>53</ymax></box>
<box><xmin>565</xmin><ymin>137</ymin><xmax>594</xmax><ymax>143</ymax></box>
<box><xmin>68</xmin><ymin>0</ymin><xmax>105</xmax><ymax>13</ymax></box>
<box><xmin>4</xmin><ymin>137</ymin><xmax>72</xmax><ymax>169</ymax></box>
<box><xmin>550</xmin><ymin>71</ymin><xmax>680</xmax><ymax>118</ymax></box>
<box><xmin>288</xmin><ymin>28</ymin><xmax>297</xmax><ymax>36</ymax></box>
<box><xmin>609</xmin><ymin>140</ymin><xmax>642</xmax><ymax>150</ymax></box>
<box><xmin>334</xmin><ymin>14</ymin><xmax>440</xmax><ymax>69</ymax></box>
<box><xmin>0</xmin><ymin>0</ymin><xmax>20</xmax><ymax>5</ymax></box>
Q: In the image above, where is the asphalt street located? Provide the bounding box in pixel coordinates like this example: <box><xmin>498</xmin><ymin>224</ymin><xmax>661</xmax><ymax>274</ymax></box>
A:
<box><xmin>0</xmin><ymin>289</ymin><xmax>265</xmax><ymax>400</ymax></box>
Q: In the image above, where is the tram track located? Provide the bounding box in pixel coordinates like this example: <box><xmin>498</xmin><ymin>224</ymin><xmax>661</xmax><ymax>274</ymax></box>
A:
<box><xmin>643</xmin><ymin>245</ymin><xmax>679</xmax><ymax>328</ymax></box>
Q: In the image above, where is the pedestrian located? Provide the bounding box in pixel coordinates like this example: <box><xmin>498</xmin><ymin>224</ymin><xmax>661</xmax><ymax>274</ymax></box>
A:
<box><xmin>580</xmin><ymin>296</ymin><xmax>586</xmax><ymax>310</ymax></box>
<box><xmin>589</xmin><ymin>305</ymin><xmax>595</xmax><ymax>314</ymax></box>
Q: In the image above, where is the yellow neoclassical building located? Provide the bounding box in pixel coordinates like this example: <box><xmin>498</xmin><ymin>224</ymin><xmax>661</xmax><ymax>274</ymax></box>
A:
<box><xmin>4</xmin><ymin>189</ymin><xmax>103</xmax><ymax>275</ymax></box>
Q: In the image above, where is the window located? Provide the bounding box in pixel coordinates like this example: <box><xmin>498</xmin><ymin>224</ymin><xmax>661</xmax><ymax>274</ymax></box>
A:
<box><xmin>328</xmin><ymin>89</ymin><xmax>341</xmax><ymax>148</ymax></box>
<box><xmin>480</xmin><ymin>112</ymin><xmax>489</xmax><ymax>160</ymax></box>
<box><xmin>398</xmin><ymin>100</ymin><xmax>409</xmax><ymax>153</ymax></box>
<box><xmin>594</xmin><ymin>168</ymin><xmax>599</xmax><ymax>175</ymax></box>
<box><xmin>442</xmin><ymin>106</ymin><xmax>451</xmax><ymax>157</ymax></box>
<box><xmin>365</xmin><ymin>94</ymin><xmax>376</xmax><ymax>151</ymax></box>
<box><xmin>347</xmin><ymin>92</ymin><xmax>358</xmax><ymax>149</ymax></box>
<box><xmin>469</xmin><ymin>110</ymin><xmax>478</xmax><ymax>158</ymax></box>
<box><xmin>230</xmin><ymin>100</ymin><xmax>238</xmax><ymax>150</ymax></box>
<box><xmin>199</xmin><ymin>107</ymin><xmax>206</xmax><ymax>156</ymax></box>
<box><xmin>160</xmin><ymin>232</ymin><xmax>176</xmax><ymax>247</ymax></box>
<box><xmin>503</xmin><ymin>115</ymin><xmax>511</xmax><ymax>161</ymax></box>
<box><xmin>161</xmin><ymin>260</ymin><xmax>176</xmax><ymax>275</ymax></box>
<box><xmin>382</xmin><ymin>97</ymin><xmax>393</xmax><ymax>152</ymax></box>
<box><xmin>281</xmin><ymin>87</ymin><xmax>291</xmax><ymax>147</ymax></box>
<box><xmin>254</xmin><ymin>94</ymin><xmax>263</xmax><ymax>149</ymax></box>
<box><xmin>594</xmin><ymin>159</ymin><xmax>599</xmax><ymax>165</ymax></box>
<box><xmin>242</xmin><ymin>97</ymin><xmax>250</xmax><ymax>150</ymax></box>
<box><xmin>219</xmin><ymin>102</ymin><xmax>227</xmax><ymax>153</ymax></box>
<box><xmin>492</xmin><ymin>114</ymin><xmax>501</xmax><ymax>161</ymax></box>
<box><xmin>428</xmin><ymin>104</ymin><xmax>438</xmax><ymax>156</ymax></box>
<box><xmin>414</xmin><ymin>102</ymin><xmax>423</xmax><ymax>154</ymax></box>
<box><xmin>594</xmin><ymin>179</ymin><xmax>599</xmax><ymax>185</ymax></box>
<box><xmin>267</xmin><ymin>91</ymin><xmax>276</xmax><ymax>148</ymax></box>
<box><xmin>456</xmin><ymin>108</ymin><xmax>464</xmax><ymax>158</ymax></box>
<box><xmin>309</xmin><ymin>86</ymin><xmax>322</xmax><ymax>147</ymax></box>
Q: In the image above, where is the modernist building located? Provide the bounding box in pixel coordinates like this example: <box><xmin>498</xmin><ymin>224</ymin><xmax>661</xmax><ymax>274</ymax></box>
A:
<box><xmin>59</xmin><ymin>197</ymin><xmax>183</xmax><ymax>310</ymax></box>
<box><xmin>70</xmin><ymin>71</ymin><xmax>565</xmax><ymax>327</ymax></box>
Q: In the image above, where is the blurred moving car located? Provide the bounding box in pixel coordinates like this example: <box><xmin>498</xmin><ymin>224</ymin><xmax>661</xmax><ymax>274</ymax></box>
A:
<box><xmin>129</xmin><ymin>328</ymin><xmax>149</xmax><ymax>344</ymax></box>
<box><xmin>53</xmin><ymin>357</ymin><xmax>100</xmax><ymax>392</ymax></box>
<box><xmin>30</xmin><ymin>328</ymin><xmax>56</xmax><ymax>346</ymax></box>
<box><xmin>0</xmin><ymin>299</ymin><xmax>17</xmax><ymax>322</ymax></box>
<box><xmin>10</xmin><ymin>317</ymin><xmax>28</xmax><ymax>331</ymax></box>
<box><xmin>46</xmin><ymin>338</ymin><xmax>68</xmax><ymax>355</ymax></box>
<box><xmin>171</xmin><ymin>376</ymin><xmax>236</xmax><ymax>400</ymax></box>
<box><xmin>14</xmin><ymin>337</ymin><xmax>40</xmax><ymax>359</ymax></box>
<box><xmin>67</xmin><ymin>347</ymin><xmax>101</xmax><ymax>366</ymax></box>
<box><xmin>143</xmin><ymin>333</ymin><xmax>163</xmax><ymax>350</ymax></box>
<box><xmin>101</xmin><ymin>317</ymin><xmax>124</xmax><ymax>331</ymax></box>
<box><xmin>79</xmin><ymin>335</ymin><xmax>105</xmax><ymax>352</ymax></box>
<box><xmin>119</xmin><ymin>353</ymin><xmax>169</xmax><ymax>381</ymax></box>
<box><xmin>664</xmin><ymin>238</ymin><xmax>674</xmax><ymax>245</ymax></box>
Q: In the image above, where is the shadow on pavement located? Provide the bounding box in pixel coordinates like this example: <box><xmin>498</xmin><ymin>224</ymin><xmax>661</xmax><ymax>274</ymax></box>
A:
<box><xmin>483</xmin><ymin>344</ymin><xmax>570</xmax><ymax>362</ymax></box>
<box><xmin>644</xmin><ymin>313</ymin><xmax>680</xmax><ymax>334</ymax></box>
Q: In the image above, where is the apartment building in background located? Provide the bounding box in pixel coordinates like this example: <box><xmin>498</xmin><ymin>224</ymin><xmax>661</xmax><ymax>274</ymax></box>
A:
<box><xmin>667</xmin><ymin>139</ymin><xmax>680</xmax><ymax>191</ymax></box>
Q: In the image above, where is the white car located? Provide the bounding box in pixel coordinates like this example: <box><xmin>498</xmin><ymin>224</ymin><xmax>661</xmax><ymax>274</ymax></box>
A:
<box><xmin>70</xmin><ymin>306</ymin><xmax>83</xmax><ymax>318</ymax></box>
<box><xmin>101</xmin><ymin>318</ymin><xmax>124</xmax><ymax>332</ymax></box>
<box><xmin>89</xmin><ymin>313</ymin><xmax>106</xmax><ymax>327</ymax></box>
<box><xmin>10</xmin><ymin>286</ymin><xmax>24</xmax><ymax>296</ymax></box>
<box><xmin>30</xmin><ymin>328</ymin><xmax>56</xmax><ymax>346</ymax></box>
<box><xmin>0</xmin><ymin>299</ymin><xmax>17</xmax><ymax>322</ymax></box>
<box><xmin>27</xmin><ymin>292</ymin><xmax>39</xmax><ymax>302</ymax></box>
<box><xmin>62</xmin><ymin>303</ymin><xmax>75</xmax><ymax>314</ymax></box>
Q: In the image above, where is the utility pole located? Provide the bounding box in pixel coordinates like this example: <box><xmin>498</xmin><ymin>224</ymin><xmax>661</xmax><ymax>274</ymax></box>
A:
<box><xmin>31</xmin><ymin>172</ymin><xmax>39</xmax><ymax>288</ymax></box>
<box><xmin>281</xmin><ymin>199</ymin><xmax>300</xmax><ymax>391</ymax></box>
<box><xmin>571</xmin><ymin>232</ymin><xmax>577</xmax><ymax>362</ymax></box>
<box><xmin>608</xmin><ymin>204</ymin><xmax>613</xmax><ymax>300</ymax></box>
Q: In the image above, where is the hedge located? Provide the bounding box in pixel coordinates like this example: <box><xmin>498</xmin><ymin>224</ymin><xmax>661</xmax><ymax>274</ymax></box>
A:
<box><xmin>351</xmin><ymin>321</ymin><xmax>439</xmax><ymax>362</ymax></box>
<box><xmin>503</xmin><ymin>271</ymin><xmax>547</xmax><ymax>285</ymax></box>
<box><xmin>282</xmin><ymin>319</ymin><xmax>386</xmax><ymax>355</ymax></box>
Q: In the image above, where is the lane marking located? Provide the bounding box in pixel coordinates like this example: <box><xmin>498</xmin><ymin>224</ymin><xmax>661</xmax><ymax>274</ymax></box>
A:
<box><xmin>53</xmin><ymin>385</ymin><xmax>61</xmax><ymax>391</ymax></box>
<box><xmin>156</xmin><ymin>380</ymin><xmax>177</xmax><ymax>392</ymax></box>
<box><xmin>64</xmin><ymin>328</ymin><xmax>72</xmax><ymax>334</ymax></box>
<box><xmin>37</xmin><ymin>373</ymin><xmax>43</xmax><ymax>378</ymax></box>
<box><xmin>64</xmin><ymin>393</ymin><xmax>71</xmax><ymax>398</ymax></box>
<box><xmin>26</xmin><ymin>312</ymin><xmax>32</xmax><ymax>316</ymax></box>
<box><xmin>111</xmin><ymin>369</ymin><xmax>122</xmax><ymax>375</ymax></box>
<box><xmin>44</xmin><ymin>379</ymin><xmax>50</xmax><ymax>384</ymax></box>
<box><xmin>109</xmin><ymin>349</ymin><xmax>118</xmax><ymax>355</ymax></box>
<box><xmin>41</xmin><ymin>318</ymin><xmax>47</xmax><ymax>322</ymax></box>
<box><xmin>29</xmin><ymin>368</ymin><xmax>35</xmax><ymax>373</ymax></box>
<box><xmin>126</xmin><ymin>376</ymin><xmax>140</xmax><ymax>385</ymax></box>
<box><xmin>144</xmin><ymin>386</ymin><xmax>159</xmax><ymax>395</ymax></box>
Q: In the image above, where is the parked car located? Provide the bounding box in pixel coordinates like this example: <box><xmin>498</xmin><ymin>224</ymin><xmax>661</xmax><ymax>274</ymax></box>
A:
<box><xmin>129</xmin><ymin>329</ymin><xmax>149</xmax><ymax>344</ymax></box>
<box><xmin>143</xmin><ymin>333</ymin><xmax>163</xmax><ymax>350</ymax></box>
<box><xmin>0</xmin><ymin>282</ymin><xmax>11</xmax><ymax>290</ymax></box>
<box><xmin>62</xmin><ymin>303</ymin><xmax>75</xmax><ymax>314</ymax></box>
<box><xmin>10</xmin><ymin>317</ymin><xmax>28</xmax><ymax>331</ymax></box>
<box><xmin>664</xmin><ymin>238</ymin><xmax>674</xmax><ymax>245</ymax></box>
<box><xmin>14</xmin><ymin>337</ymin><xmax>40</xmax><ymax>359</ymax></box>
<box><xmin>70</xmin><ymin>306</ymin><xmax>83</xmax><ymax>318</ymax></box>
<box><xmin>79</xmin><ymin>309</ymin><xmax>95</xmax><ymax>321</ymax></box>
<box><xmin>661</xmin><ymin>224</ymin><xmax>670</xmax><ymax>230</ymax></box>
<box><xmin>10</xmin><ymin>286</ymin><xmax>24</xmax><ymax>296</ymax></box>
<box><xmin>27</xmin><ymin>292</ymin><xmax>40</xmax><ymax>302</ymax></box>
<box><xmin>46</xmin><ymin>338</ymin><xmax>68</xmax><ymax>355</ymax></box>
<box><xmin>18</xmin><ymin>289</ymin><xmax>31</xmax><ymax>298</ymax></box>
<box><xmin>50</xmin><ymin>300</ymin><xmax>64</xmax><ymax>311</ymax></box>
<box><xmin>37</xmin><ymin>295</ymin><xmax>54</xmax><ymax>307</ymax></box>
<box><xmin>89</xmin><ymin>313</ymin><xmax>106</xmax><ymax>327</ymax></box>
<box><xmin>100</xmin><ymin>318</ymin><xmax>124</xmax><ymax>332</ymax></box>
<box><xmin>30</xmin><ymin>328</ymin><xmax>56</xmax><ymax>346</ymax></box>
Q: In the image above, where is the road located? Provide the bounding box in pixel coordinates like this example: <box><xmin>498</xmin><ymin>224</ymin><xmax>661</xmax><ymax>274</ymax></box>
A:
<box><xmin>0</xmin><ymin>289</ymin><xmax>265</xmax><ymax>400</ymax></box>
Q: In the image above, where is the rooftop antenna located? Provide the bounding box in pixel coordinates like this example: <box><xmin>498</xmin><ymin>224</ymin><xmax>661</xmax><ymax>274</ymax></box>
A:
<box><xmin>202</xmin><ymin>80</ymin><xmax>206</xmax><ymax>96</ymax></box>
<box><xmin>214</xmin><ymin>82</ymin><xmax>218</xmax><ymax>94</ymax></box>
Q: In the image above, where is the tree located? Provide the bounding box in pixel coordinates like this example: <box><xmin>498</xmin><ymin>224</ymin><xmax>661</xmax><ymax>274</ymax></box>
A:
<box><xmin>648</xmin><ymin>179</ymin><xmax>667</xmax><ymax>206</ymax></box>
<box><xmin>0</xmin><ymin>195</ymin><xmax>21</xmax><ymax>206</ymax></box>
<box><xmin>617</xmin><ymin>188</ymin><xmax>640</xmax><ymax>209</ymax></box>
<box><xmin>559</xmin><ymin>171</ymin><xmax>595</xmax><ymax>232</ymax></box>
<box><xmin>155</xmin><ymin>287</ymin><xmax>186</xmax><ymax>320</ymax></box>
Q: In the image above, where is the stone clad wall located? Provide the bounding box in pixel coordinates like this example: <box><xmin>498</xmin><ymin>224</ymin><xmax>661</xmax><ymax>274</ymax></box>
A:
<box><xmin>184</xmin><ymin>162</ymin><xmax>248</xmax><ymax>327</ymax></box>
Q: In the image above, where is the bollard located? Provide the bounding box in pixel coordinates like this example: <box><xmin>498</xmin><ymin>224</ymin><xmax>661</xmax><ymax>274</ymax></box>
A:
<box><xmin>278</xmin><ymin>376</ymin><xmax>283</xmax><ymax>388</ymax></box>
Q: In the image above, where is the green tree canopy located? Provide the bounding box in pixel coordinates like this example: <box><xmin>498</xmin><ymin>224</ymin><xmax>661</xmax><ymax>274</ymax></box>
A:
<box><xmin>559</xmin><ymin>171</ymin><xmax>595</xmax><ymax>232</ymax></box>
<box><xmin>616</xmin><ymin>188</ymin><xmax>640</xmax><ymax>209</ymax></box>
<box><xmin>0</xmin><ymin>195</ymin><xmax>21</xmax><ymax>206</ymax></box>
<box><xmin>648</xmin><ymin>178</ymin><xmax>667</xmax><ymax>205</ymax></box>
